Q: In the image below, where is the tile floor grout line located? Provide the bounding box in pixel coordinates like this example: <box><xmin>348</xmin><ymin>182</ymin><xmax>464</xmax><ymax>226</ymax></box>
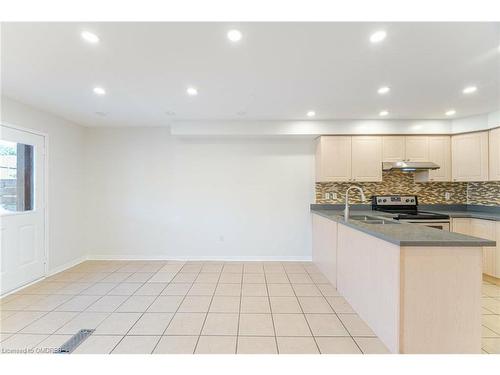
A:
<box><xmin>2</xmin><ymin>260</ymin><xmax>499</xmax><ymax>354</ymax></box>
<box><xmin>82</xmin><ymin>263</ymin><xmax>152</xmax><ymax>353</ymax></box>
<box><xmin>331</xmin><ymin>311</ymin><xmax>365</xmax><ymax>353</ymax></box>
<box><xmin>192</xmin><ymin>262</ymin><xmax>225</xmax><ymax>354</ymax></box>
<box><xmin>109</xmin><ymin>261</ymin><xmax>187</xmax><ymax>354</ymax></box>
<box><xmin>264</xmin><ymin>263</ymin><xmax>280</xmax><ymax>354</ymax></box>
<box><xmin>150</xmin><ymin>262</ymin><xmax>202</xmax><ymax>354</ymax></box>
<box><xmin>283</xmin><ymin>264</ymin><xmax>321</xmax><ymax>354</ymax></box>
<box><xmin>315</xmin><ymin>274</ymin><xmax>366</xmax><ymax>354</ymax></box>
<box><xmin>235</xmin><ymin>265</ymin><xmax>244</xmax><ymax>354</ymax></box>
<box><xmin>0</xmin><ymin>261</ymin><xmax>141</xmax><ymax>341</ymax></box>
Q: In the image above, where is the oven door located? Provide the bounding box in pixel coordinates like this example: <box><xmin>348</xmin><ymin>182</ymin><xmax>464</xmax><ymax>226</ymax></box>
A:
<box><xmin>403</xmin><ymin>220</ymin><xmax>450</xmax><ymax>231</ymax></box>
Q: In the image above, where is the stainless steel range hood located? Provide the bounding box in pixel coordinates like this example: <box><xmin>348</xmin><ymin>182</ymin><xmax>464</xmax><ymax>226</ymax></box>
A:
<box><xmin>382</xmin><ymin>161</ymin><xmax>440</xmax><ymax>172</ymax></box>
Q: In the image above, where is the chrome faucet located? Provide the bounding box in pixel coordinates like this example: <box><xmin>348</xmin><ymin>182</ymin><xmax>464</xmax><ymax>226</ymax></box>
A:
<box><xmin>344</xmin><ymin>186</ymin><xmax>366</xmax><ymax>221</ymax></box>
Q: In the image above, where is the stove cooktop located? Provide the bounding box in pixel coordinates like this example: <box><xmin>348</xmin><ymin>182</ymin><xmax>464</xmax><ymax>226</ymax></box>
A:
<box><xmin>371</xmin><ymin>195</ymin><xmax>450</xmax><ymax>221</ymax></box>
<box><xmin>392</xmin><ymin>211</ymin><xmax>450</xmax><ymax>221</ymax></box>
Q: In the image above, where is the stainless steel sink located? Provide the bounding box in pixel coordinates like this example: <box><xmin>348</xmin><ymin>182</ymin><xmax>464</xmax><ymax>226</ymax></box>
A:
<box><xmin>342</xmin><ymin>215</ymin><xmax>380</xmax><ymax>221</ymax></box>
<box><xmin>360</xmin><ymin>219</ymin><xmax>399</xmax><ymax>225</ymax></box>
<box><xmin>342</xmin><ymin>215</ymin><xmax>399</xmax><ymax>225</ymax></box>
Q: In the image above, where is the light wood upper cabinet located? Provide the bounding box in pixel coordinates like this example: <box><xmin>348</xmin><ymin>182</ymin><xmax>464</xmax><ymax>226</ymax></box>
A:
<box><xmin>351</xmin><ymin>136</ymin><xmax>383</xmax><ymax>182</ymax></box>
<box><xmin>382</xmin><ymin>136</ymin><xmax>405</xmax><ymax>162</ymax></box>
<box><xmin>489</xmin><ymin>127</ymin><xmax>500</xmax><ymax>181</ymax></box>
<box><xmin>451</xmin><ymin>131</ymin><xmax>489</xmax><ymax>181</ymax></box>
<box><xmin>315</xmin><ymin>136</ymin><xmax>352</xmax><ymax>182</ymax></box>
<box><xmin>428</xmin><ymin>136</ymin><xmax>451</xmax><ymax>181</ymax></box>
<box><xmin>405</xmin><ymin>136</ymin><xmax>430</xmax><ymax>161</ymax></box>
<box><xmin>315</xmin><ymin>136</ymin><xmax>382</xmax><ymax>182</ymax></box>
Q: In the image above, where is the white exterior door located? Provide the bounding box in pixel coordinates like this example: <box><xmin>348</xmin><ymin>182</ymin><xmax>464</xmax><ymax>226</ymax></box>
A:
<box><xmin>1</xmin><ymin>125</ymin><xmax>45</xmax><ymax>295</ymax></box>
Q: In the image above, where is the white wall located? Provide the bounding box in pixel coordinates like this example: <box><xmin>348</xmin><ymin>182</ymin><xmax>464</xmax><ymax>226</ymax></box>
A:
<box><xmin>171</xmin><ymin>119</ymin><xmax>452</xmax><ymax>136</ymax></box>
<box><xmin>85</xmin><ymin>128</ymin><xmax>315</xmax><ymax>260</ymax></box>
<box><xmin>451</xmin><ymin>111</ymin><xmax>500</xmax><ymax>133</ymax></box>
<box><xmin>1</xmin><ymin>97</ymin><xmax>87</xmax><ymax>272</ymax></box>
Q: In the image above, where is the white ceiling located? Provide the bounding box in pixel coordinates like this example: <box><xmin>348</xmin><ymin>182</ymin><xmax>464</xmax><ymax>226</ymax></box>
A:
<box><xmin>1</xmin><ymin>22</ymin><xmax>499</xmax><ymax>127</ymax></box>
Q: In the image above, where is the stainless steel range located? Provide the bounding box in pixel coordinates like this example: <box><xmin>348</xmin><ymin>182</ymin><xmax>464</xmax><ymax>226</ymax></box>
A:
<box><xmin>371</xmin><ymin>195</ymin><xmax>451</xmax><ymax>231</ymax></box>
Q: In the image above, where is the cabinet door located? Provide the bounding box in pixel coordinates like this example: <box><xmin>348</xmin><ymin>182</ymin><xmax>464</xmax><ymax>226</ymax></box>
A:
<box><xmin>382</xmin><ymin>136</ymin><xmax>405</xmax><ymax>162</ymax></box>
<box><xmin>315</xmin><ymin>136</ymin><xmax>352</xmax><ymax>182</ymax></box>
<box><xmin>405</xmin><ymin>136</ymin><xmax>429</xmax><ymax>161</ymax></box>
<box><xmin>312</xmin><ymin>213</ymin><xmax>337</xmax><ymax>287</ymax></box>
<box><xmin>470</xmin><ymin>219</ymin><xmax>496</xmax><ymax>277</ymax></box>
<box><xmin>451</xmin><ymin>218</ymin><xmax>471</xmax><ymax>235</ymax></box>
<box><xmin>489</xmin><ymin>127</ymin><xmax>500</xmax><ymax>181</ymax></box>
<box><xmin>351</xmin><ymin>136</ymin><xmax>382</xmax><ymax>182</ymax></box>
<box><xmin>451</xmin><ymin>132</ymin><xmax>489</xmax><ymax>181</ymax></box>
<box><xmin>428</xmin><ymin>136</ymin><xmax>451</xmax><ymax>181</ymax></box>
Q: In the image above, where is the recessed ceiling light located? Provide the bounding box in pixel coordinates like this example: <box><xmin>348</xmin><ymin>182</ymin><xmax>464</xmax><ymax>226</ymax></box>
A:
<box><xmin>186</xmin><ymin>87</ymin><xmax>198</xmax><ymax>96</ymax></box>
<box><xmin>165</xmin><ymin>111</ymin><xmax>176</xmax><ymax>116</ymax></box>
<box><xmin>95</xmin><ymin>111</ymin><xmax>107</xmax><ymax>117</ymax></box>
<box><xmin>377</xmin><ymin>86</ymin><xmax>390</xmax><ymax>94</ymax></box>
<box><xmin>306</xmin><ymin>110</ymin><xmax>316</xmax><ymax>117</ymax></box>
<box><xmin>227</xmin><ymin>29</ymin><xmax>243</xmax><ymax>42</ymax></box>
<box><xmin>379</xmin><ymin>110</ymin><xmax>389</xmax><ymax>117</ymax></box>
<box><xmin>445</xmin><ymin>109</ymin><xmax>456</xmax><ymax>116</ymax></box>
<box><xmin>236</xmin><ymin>111</ymin><xmax>247</xmax><ymax>116</ymax></box>
<box><xmin>93</xmin><ymin>87</ymin><xmax>106</xmax><ymax>95</ymax></box>
<box><xmin>370</xmin><ymin>30</ymin><xmax>387</xmax><ymax>43</ymax></box>
<box><xmin>81</xmin><ymin>31</ymin><xmax>99</xmax><ymax>44</ymax></box>
<box><xmin>462</xmin><ymin>86</ymin><xmax>477</xmax><ymax>94</ymax></box>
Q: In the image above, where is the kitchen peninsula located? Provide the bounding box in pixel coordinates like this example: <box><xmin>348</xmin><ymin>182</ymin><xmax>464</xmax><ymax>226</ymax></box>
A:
<box><xmin>311</xmin><ymin>204</ymin><xmax>496</xmax><ymax>354</ymax></box>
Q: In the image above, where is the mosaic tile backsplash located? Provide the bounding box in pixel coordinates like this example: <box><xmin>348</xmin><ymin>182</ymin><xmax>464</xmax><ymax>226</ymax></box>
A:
<box><xmin>468</xmin><ymin>181</ymin><xmax>500</xmax><ymax>206</ymax></box>
<box><xmin>315</xmin><ymin>170</ymin><xmax>499</xmax><ymax>206</ymax></box>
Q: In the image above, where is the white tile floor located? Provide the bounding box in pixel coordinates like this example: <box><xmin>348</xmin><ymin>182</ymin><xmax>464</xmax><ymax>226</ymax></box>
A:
<box><xmin>0</xmin><ymin>260</ymin><xmax>498</xmax><ymax>354</ymax></box>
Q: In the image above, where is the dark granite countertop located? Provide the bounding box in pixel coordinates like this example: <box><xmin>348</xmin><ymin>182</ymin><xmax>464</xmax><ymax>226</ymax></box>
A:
<box><xmin>311</xmin><ymin>204</ymin><xmax>497</xmax><ymax>247</ymax></box>
<box><xmin>424</xmin><ymin>209</ymin><xmax>500</xmax><ymax>222</ymax></box>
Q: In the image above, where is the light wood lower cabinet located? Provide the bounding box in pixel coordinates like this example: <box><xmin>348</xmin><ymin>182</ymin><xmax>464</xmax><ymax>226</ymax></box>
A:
<box><xmin>452</xmin><ymin>218</ymin><xmax>499</xmax><ymax>278</ymax></box>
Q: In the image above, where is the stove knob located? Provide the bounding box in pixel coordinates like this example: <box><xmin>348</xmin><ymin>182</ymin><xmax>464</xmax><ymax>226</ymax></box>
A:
<box><xmin>383</xmin><ymin>199</ymin><xmax>387</xmax><ymax>203</ymax></box>
<box><xmin>405</xmin><ymin>199</ymin><xmax>409</xmax><ymax>202</ymax></box>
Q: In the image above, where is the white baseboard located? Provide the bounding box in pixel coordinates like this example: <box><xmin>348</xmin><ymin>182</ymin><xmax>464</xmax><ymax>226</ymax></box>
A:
<box><xmin>1</xmin><ymin>255</ymin><xmax>88</xmax><ymax>298</ymax></box>
<box><xmin>0</xmin><ymin>277</ymin><xmax>45</xmax><ymax>298</ymax></box>
<box><xmin>47</xmin><ymin>255</ymin><xmax>88</xmax><ymax>276</ymax></box>
<box><xmin>87</xmin><ymin>254</ymin><xmax>312</xmax><ymax>262</ymax></box>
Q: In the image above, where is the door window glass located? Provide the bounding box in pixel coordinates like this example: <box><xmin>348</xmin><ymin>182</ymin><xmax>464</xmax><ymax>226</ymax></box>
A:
<box><xmin>0</xmin><ymin>140</ymin><xmax>34</xmax><ymax>212</ymax></box>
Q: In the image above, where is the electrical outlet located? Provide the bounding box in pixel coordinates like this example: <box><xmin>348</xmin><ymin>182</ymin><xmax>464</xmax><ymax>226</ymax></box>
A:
<box><xmin>332</xmin><ymin>193</ymin><xmax>338</xmax><ymax>200</ymax></box>
<box><xmin>445</xmin><ymin>192</ymin><xmax>451</xmax><ymax>201</ymax></box>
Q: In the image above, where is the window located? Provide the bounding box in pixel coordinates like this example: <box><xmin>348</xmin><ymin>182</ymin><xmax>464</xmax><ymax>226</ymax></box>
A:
<box><xmin>0</xmin><ymin>140</ymin><xmax>34</xmax><ymax>212</ymax></box>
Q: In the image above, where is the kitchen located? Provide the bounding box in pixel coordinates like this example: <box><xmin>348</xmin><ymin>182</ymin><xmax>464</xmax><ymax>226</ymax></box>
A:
<box><xmin>312</xmin><ymin>131</ymin><xmax>500</xmax><ymax>353</ymax></box>
<box><xmin>0</xmin><ymin>17</ymin><xmax>499</xmax><ymax>364</ymax></box>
